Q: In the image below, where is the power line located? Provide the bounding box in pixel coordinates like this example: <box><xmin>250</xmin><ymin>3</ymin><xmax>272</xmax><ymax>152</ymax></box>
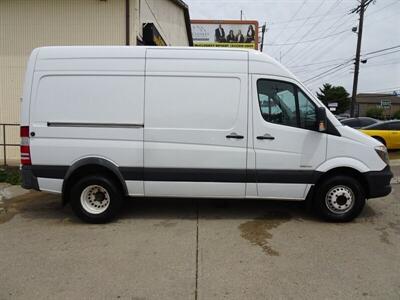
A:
<box><xmin>364</xmin><ymin>49</ymin><xmax>400</xmax><ymax>60</ymax></box>
<box><xmin>293</xmin><ymin>61</ymin><xmax>350</xmax><ymax>74</ymax></box>
<box><xmin>288</xmin><ymin>12</ymin><xmax>400</xmax><ymax>62</ymax></box>
<box><xmin>364</xmin><ymin>0</ymin><xmax>399</xmax><ymax>16</ymax></box>
<box><xmin>268</xmin><ymin>10</ymin><xmax>347</xmax><ymax>26</ymax></box>
<box><xmin>266</xmin><ymin>29</ymin><xmax>348</xmax><ymax>46</ymax></box>
<box><xmin>350</xmin><ymin>0</ymin><xmax>374</xmax><ymax>14</ymax></box>
<box><xmin>279</xmin><ymin>0</ymin><xmax>329</xmax><ymax>60</ymax></box>
<box><xmin>282</xmin><ymin>0</ymin><xmax>351</xmax><ymax>63</ymax></box>
<box><xmin>362</xmin><ymin>45</ymin><xmax>400</xmax><ymax>56</ymax></box>
<box><xmin>289</xmin><ymin>44</ymin><xmax>400</xmax><ymax>75</ymax></box>
<box><xmin>270</xmin><ymin>0</ymin><xmax>308</xmax><ymax>48</ymax></box>
<box><xmin>283</xmin><ymin>6</ymin><xmax>355</xmax><ymax>65</ymax></box>
<box><xmin>303</xmin><ymin>60</ymin><xmax>353</xmax><ymax>83</ymax></box>
<box><xmin>304</xmin><ymin>64</ymin><xmax>352</xmax><ymax>85</ymax></box>
<box><xmin>285</xmin><ymin>14</ymin><xmax>356</xmax><ymax>66</ymax></box>
<box><xmin>289</xmin><ymin>57</ymin><xmax>353</xmax><ymax>68</ymax></box>
<box><xmin>359</xmin><ymin>86</ymin><xmax>400</xmax><ymax>93</ymax></box>
<box><xmin>361</xmin><ymin>61</ymin><xmax>400</xmax><ymax>68</ymax></box>
<box><xmin>307</xmin><ymin>67</ymin><xmax>353</xmax><ymax>87</ymax></box>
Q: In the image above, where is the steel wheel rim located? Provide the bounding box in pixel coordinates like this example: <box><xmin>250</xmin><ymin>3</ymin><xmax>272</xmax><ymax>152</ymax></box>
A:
<box><xmin>325</xmin><ymin>185</ymin><xmax>355</xmax><ymax>214</ymax></box>
<box><xmin>80</xmin><ymin>185</ymin><xmax>110</xmax><ymax>214</ymax></box>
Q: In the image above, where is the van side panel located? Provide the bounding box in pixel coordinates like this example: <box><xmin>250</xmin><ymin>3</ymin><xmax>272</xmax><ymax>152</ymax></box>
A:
<box><xmin>29</xmin><ymin>53</ymin><xmax>145</xmax><ymax>195</ymax></box>
<box><xmin>144</xmin><ymin>48</ymin><xmax>248</xmax><ymax>197</ymax></box>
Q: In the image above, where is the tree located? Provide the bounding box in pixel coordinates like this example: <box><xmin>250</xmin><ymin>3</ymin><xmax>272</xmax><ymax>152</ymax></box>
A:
<box><xmin>316</xmin><ymin>83</ymin><xmax>350</xmax><ymax>114</ymax></box>
<box><xmin>392</xmin><ymin>110</ymin><xmax>400</xmax><ymax>120</ymax></box>
<box><xmin>366</xmin><ymin>107</ymin><xmax>384</xmax><ymax>119</ymax></box>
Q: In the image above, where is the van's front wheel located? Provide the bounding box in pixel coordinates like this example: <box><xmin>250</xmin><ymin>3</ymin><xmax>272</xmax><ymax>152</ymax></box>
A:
<box><xmin>70</xmin><ymin>175</ymin><xmax>123</xmax><ymax>223</ymax></box>
<box><xmin>314</xmin><ymin>175</ymin><xmax>365</xmax><ymax>222</ymax></box>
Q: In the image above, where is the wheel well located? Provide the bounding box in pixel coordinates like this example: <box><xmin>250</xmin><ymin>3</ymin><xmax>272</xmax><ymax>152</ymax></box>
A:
<box><xmin>372</xmin><ymin>136</ymin><xmax>386</xmax><ymax>146</ymax></box>
<box><xmin>311</xmin><ymin>167</ymin><xmax>369</xmax><ymax>199</ymax></box>
<box><xmin>62</xmin><ymin>164</ymin><xmax>127</xmax><ymax>205</ymax></box>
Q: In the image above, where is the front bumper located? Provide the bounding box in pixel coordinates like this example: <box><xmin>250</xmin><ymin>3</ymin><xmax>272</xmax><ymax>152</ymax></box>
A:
<box><xmin>20</xmin><ymin>165</ymin><xmax>40</xmax><ymax>191</ymax></box>
<box><xmin>365</xmin><ymin>165</ymin><xmax>393</xmax><ymax>198</ymax></box>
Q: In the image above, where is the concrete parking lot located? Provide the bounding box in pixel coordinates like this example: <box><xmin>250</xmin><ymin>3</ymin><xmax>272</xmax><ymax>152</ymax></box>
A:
<box><xmin>0</xmin><ymin>168</ymin><xmax>399</xmax><ymax>299</ymax></box>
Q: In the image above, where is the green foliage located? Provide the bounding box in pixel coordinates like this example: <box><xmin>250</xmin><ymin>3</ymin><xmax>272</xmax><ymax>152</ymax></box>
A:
<box><xmin>392</xmin><ymin>110</ymin><xmax>400</xmax><ymax>120</ymax></box>
<box><xmin>366</xmin><ymin>107</ymin><xmax>384</xmax><ymax>120</ymax></box>
<box><xmin>0</xmin><ymin>167</ymin><xmax>21</xmax><ymax>185</ymax></box>
<box><xmin>316</xmin><ymin>83</ymin><xmax>350</xmax><ymax>114</ymax></box>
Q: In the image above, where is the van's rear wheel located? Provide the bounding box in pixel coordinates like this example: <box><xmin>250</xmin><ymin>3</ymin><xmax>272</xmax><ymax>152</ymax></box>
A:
<box><xmin>314</xmin><ymin>175</ymin><xmax>365</xmax><ymax>222</ymax></box>
<box><xmin>70</xmin><ymin>175</ymin><xmax>123</xmax><ymax>223</ymax></box>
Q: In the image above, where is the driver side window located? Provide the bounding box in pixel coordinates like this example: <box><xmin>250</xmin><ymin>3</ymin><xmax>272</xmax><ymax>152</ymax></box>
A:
<box><xmin>256</xmin><ymin>80</ymin><xmax>297</xmax><ymax>128</ymax></box>
<box><xmin>257</xmin><ymin>79</ymin><xmax>317</xmax><ymax>130</ymax></box>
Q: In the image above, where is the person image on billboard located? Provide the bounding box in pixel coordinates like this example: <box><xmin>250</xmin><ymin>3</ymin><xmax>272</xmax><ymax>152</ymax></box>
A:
<box><xmin>215</xmin><ymin>24</ymin><xmax>226</xmax><ymax>42</ymax></box>
<box><xmin>227</xmin><ymin>29</ymin><xmax>235</xmax><ymax>43</ymax></box>
<box><xmin>246</xmin><ymin>25</ymin><xmax>255</xmax><ymax>43</ymax></box>
<box><xmin>236</xmin><ymin>30</ymin><xmax>245</xmax><ymax>43</ymax></box>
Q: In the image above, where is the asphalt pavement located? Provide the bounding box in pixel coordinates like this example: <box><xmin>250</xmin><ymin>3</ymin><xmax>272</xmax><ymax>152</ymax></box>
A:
<box><xmin>0</xmin><ymin>167</ymin><xmax>399</xmax><ymax>299</ymax></box>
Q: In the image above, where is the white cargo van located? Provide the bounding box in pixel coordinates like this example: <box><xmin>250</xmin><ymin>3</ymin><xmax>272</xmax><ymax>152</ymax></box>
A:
<box><xmin>20</xmin><ymin>46</ymin><xmax>392</xmax><ymax>223</ymax></box>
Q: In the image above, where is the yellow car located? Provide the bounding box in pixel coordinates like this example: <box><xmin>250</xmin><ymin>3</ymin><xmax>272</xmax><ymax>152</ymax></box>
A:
<box><xmin>360</xmin><ymin>120</ymin><xmax>400</xmax><ymax>150</ymax></box>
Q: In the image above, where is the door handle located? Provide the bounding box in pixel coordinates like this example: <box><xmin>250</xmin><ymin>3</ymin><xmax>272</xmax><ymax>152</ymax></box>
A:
<box><xmin>226</xmin><ymin>132</ymin><xmax>244</xmax><ymax>139</ymax></box>
<box><xmin>257</xmin><ymin>133</ymin><xmax>275</xmax><ymax>140</ymax></box>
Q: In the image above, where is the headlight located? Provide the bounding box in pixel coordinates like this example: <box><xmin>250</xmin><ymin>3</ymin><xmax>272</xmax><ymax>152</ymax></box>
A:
<box><xmin>375</xmin><ymin>145</ymin><xmax>389</xmax><ymax>165</ymax></box>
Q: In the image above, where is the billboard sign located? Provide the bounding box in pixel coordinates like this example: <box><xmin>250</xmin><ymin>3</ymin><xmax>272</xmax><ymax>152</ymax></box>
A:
<box><xmin>191</xmin><ymin>20</ymin><xmax>259</xmax><ymax>50</ymax></box>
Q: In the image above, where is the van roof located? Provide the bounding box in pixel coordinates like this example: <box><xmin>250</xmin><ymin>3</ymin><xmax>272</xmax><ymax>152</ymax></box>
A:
<box><xmin>34</xmin><ymin>46</ymin><xmax>296</xmax><ymax>79</ymax></box>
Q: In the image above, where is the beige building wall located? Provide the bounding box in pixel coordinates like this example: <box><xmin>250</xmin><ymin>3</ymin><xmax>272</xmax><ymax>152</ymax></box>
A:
<box><xmin>139</xmin><ymin>0</ymin><xmax>189</xmax><ymax>46</ymax></box>
<box><xmin>0</xmin><ymin>0</ymin><xmax>126</xmax><ymax>163</ymax></box>
<box><xmin>0</xmin><ymin>0</ymin><xmax>190</xmax><ymax>163</ymax></box>
<box><xmin>358</xmin><ymin>103</ymin><xmax>400</xmax><ymax>118</ymax></box>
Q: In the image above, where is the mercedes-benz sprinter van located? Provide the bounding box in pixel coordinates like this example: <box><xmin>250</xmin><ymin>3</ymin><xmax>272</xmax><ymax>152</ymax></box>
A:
<box><xmin>20</xmin><ymin>46</ymin><xmax>392</xmax><ymax>223</ymax></box>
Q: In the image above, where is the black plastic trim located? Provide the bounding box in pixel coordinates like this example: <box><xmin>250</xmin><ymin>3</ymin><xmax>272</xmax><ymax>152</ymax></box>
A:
<box><xmin>62</xmin><ymin>158</ymin><xmax>129</xmax><ymax>196</ymax></box>
<box><xmin>256</xmin><ymin>169</ymin><xmax>322</xmax><ymax>184</ymax></box>
<box><xmin>47</xmin><ymin>122</ymin><xmax>143</xmax><ymax>128</ymax></box>
<box><xmin>28</xmin><ymin>165</ymin><xmax>322</xmax><ymax>184</ymax></box>
<box><xmin>364</xmin><ymin>165</ymin><xmax>393</xmax><ymax>198</ymax></box>
<box><xmin>20</xmin><ymin>165</ymin><xmax>40</xmax><ymax>191</ymax></box>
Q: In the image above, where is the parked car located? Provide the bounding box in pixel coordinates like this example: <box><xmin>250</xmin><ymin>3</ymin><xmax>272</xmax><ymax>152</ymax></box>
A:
<box><xmin>335</xmin><ymin>115</ymin><xmax>348</xmax><ymax>121</ymax></box>
<box><xmin>360</xmin><ymin>120</ymin><xmax>400</xmax><ymax>149</ymax></box>
<box><xmin>20</xmin><ymin>46</ymin><xmax>392</xmax><ymax>223</ymax></box>
<box><xmin>341</xmin><ymin>117</ymin><xmax>379</xmax><ymax>129</ymax></box>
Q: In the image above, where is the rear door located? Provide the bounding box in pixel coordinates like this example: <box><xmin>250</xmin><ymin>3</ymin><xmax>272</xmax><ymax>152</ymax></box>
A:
<box><xmin>144</xmin><ymin>48</ymin><xmax>248</xmax><ymax>197</ymax></box>
<box><xmin>251</xmin><ymin>75</ymin><xmax>327</xmax><ymax>199</ymax></box>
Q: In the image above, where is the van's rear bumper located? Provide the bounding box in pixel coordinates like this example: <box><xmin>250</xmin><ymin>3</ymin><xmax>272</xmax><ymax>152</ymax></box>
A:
<box><xmin>20</xmin><ymin>165</ymin><xmax>40</xmax><ymax>191</ymax></box>
<box><xmin>365</xmin><ymin>165</ymin><xmax>393</xmax><ymax>199</ymax></box>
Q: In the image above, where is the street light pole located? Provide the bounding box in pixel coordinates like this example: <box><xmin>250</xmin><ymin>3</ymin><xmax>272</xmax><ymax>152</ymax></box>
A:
<box><xmin>350</xmin><ymin>0</ymin><xmax>366</xmax><ymax>117</ymax></box>
<box><xmin>260</xmin><ymin>23</ymin><xmax>266</xmax><ymax>52</ymax></box>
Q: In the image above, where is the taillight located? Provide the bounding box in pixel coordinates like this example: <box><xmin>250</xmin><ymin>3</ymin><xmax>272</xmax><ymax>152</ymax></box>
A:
<box><xmin>20</xmin><ymin>126</ymin><xmax>31</xmax><ymax>165</ymax></box>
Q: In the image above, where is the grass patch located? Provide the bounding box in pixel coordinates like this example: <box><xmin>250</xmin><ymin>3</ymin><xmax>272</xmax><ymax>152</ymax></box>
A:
<box><xmin>0</xmin><ymin>167</ymin><xmax>21</xmax><ymax>185</ymax></box>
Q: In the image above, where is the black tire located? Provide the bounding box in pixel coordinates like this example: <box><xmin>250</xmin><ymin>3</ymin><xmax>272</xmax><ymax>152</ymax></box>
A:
<box><xmin>313</xmin><ymin>175</ymin><xmax>365</xmax><ymax>222</ymax></box>
<box><xmin>372</xmin><ymin>136</ymin><xmax>386</xmax><ymax>146</ymax></box>
<box><xmin>69</xmin><ymin>175</ymin><xmax>123</xmax><ymax>223</ymax></box>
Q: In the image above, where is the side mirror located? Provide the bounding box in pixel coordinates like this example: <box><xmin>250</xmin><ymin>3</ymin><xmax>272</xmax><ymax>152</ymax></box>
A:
<box><xmin>316</xmin><ymin>107</ymin><xmax>327</xmax><ymax>132</ymax></box>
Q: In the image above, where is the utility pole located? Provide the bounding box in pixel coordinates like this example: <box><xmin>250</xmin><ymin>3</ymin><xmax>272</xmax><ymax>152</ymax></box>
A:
<box><xmin>350</xmin><ymin>0</ymin><xmax>368</xmax><ymax>117</ymax></box>
<box><xmin>240</xmin><ymin>10</ymin><xmax>243</xmax><ymax>20</ymax></box>
<box><xmin>260</xmin><ymin>23</ymin><xmax>266</xmax><ymax>52</ymax></box>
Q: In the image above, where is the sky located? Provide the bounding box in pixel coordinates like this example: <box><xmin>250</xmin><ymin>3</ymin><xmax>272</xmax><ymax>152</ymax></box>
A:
<box><xmin>185</xmin><ymin>0</ymin><xmax>400</xmax><ymax>95</ymax></box>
